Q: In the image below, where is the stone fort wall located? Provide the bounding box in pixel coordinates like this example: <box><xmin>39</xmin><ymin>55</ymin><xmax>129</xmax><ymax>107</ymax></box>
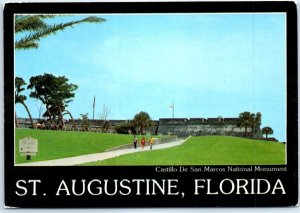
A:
<box><xmin>157</xmin><ymin>118</ymin><xmax>248</xmax><ymax>137</ymax></box>
<box><xmin>157</xmin><ymin>114</ymin><xmax>262</xmax><ymax>138</ymax></box>
<box><xmin>17</xmin><ymin>113</ymin><xmax>262</xmax><ymax>138</ymax></box>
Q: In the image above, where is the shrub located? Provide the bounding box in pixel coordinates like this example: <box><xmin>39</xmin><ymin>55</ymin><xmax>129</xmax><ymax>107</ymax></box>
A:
<box><xmin>115</xmin><ymin>122</ymin><xmax>136</xmax><ymax>134</ymax></box>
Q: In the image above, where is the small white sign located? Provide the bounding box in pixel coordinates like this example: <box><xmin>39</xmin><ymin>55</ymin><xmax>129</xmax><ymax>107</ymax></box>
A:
<box><xmin>19</xmin><ymin>137</ymin><xmax>38</xmax><ymax>155</ymax></box>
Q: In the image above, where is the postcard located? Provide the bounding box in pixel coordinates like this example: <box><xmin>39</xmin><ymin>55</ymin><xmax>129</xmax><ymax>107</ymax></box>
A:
<box><xmin>4</xmin><ymin>1</ymin><xmax>298</xmax><ymax>207</ymax></box>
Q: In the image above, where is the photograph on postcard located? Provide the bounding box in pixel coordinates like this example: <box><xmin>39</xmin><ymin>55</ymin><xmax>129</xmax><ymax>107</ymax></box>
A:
<box><xmin>14</xmin><ymin>13</ymin><xmax>287</xmax><ymax>166</ymax></box>
<box><xmin>4</xmin><ymin>2</ymin><xmax>298</xmax><ymax>208</ymax></box>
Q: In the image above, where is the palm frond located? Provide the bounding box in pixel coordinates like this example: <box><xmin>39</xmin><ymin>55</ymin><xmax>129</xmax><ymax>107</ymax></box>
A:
<box><xmin>15</xmin><ymin>41</ymin><xmax>39</xmax><ymax>49</ymax></box>
<box><xmin>15</xmin><ymin>16</ymin><xmax>48</xmax><ymax>33</ymax></box>
<box><xmin>15</xmin><ymin>16</ymin><xmax>106</xmax><ymax>50</ymax></box>
<box><xmin>15</xmin><ymin>14</ymin><xmax>60</xmax><ymax>23</ymax></box>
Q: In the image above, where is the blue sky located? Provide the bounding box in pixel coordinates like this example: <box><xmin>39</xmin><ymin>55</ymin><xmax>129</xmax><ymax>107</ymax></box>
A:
<box><xmin>15</xmin><ymin>13</ymin><xmax>286</xmax><ymax>141</ymax></box>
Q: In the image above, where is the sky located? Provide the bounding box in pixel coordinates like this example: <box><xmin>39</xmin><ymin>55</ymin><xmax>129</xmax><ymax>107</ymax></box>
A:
<box><xmin>15</xmin><ymin>13</ymin><xmax>286</xmax><ymax>141</ymax></box>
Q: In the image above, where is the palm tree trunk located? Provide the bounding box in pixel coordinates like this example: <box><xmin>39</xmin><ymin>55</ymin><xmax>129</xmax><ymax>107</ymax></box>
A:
<box><xmin>15</xmin><ymin>111</ymin><xmax>19</xmax><ymax>128</ymax></box>
<box><xmin>245</xmin><ymin>125</ymin><xmax>248</xmax><ymax>137</ymax></box>
<box><xmin>63</xmin><ymin>110</ymin><xmax>77</xmax><ymax>131</ymax></box>
<box><xmin>58</xmin><ymin>106</ymin><xmax>64</xmax><ymax>130</ymax></box>
<box><xmin>140</xmin><ymin>125</ymin><xmax>144</xmax><ymax>135</ymax></box>
<box><xmin>21</xmin><ymin>101</ymin><xmax>34</xmax><ymax>128</ymax></box>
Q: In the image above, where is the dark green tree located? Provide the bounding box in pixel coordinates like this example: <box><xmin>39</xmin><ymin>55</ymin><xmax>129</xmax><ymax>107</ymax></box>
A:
<box><xmin>262</xmin><ymin>126</ymin><xmax>274</xmax><ymax>138</ymax></box>
<box><xmin>15</xmin><ymin>15</ymin><xmax>106</xmax><ymax>50</ymax></box>
<box><xmin>132</xmin><ymin>111</ymin><xmax>153</xmax><ymax>135</ymax></box>
<box><xmin>15</xmin><ymin>77</ymin><xmax>34</xmax><ymax>128</ymax></box>
<box><xmin>27</xmin><ymin>73</ymin><xmax>78</xmax><ymax>128</ymax></box>
<box><xmin>237</xmin><ymin>111</ymin><xmax>256</xmax><ymax>137</ymax></box>
<box><xmin>115</xmin><ymin>122</ymin><xmax>136</xmax><ymax>134</ymax></box>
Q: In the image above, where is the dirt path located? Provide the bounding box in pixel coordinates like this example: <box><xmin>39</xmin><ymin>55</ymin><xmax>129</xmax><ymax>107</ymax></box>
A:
<box><xmin>16</xmin><ymin>138</ymin><xmax>189</xmax><ymax>166</ymax></box>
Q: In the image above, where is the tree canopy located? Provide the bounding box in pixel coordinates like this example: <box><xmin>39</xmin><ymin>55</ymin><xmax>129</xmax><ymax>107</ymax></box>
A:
<box><xmin>15</xmin><ymin>77</ymin><xmax>27</xmax><ymax>103</ymax></box>
<box><xmin>262</xmin><ymin>126</ymin><xmax>274</xmax><ymax>138</ymax></box>
<box><xmin>27</xmin><ymin>73</ymin><xmax>78</xmax><ymax>126</ymax></box>
<box><xmin>15</xmin><ymin>15</ymin><xmax>106</xmax><ymax>50</ymax></box>
<box><xmin>15</xmin><ymin>77</ymin><xmax>34</xmax><ymax>128</ymax></box>
<box><xmin>237</xmin><ymin>111</ymin><xmax>256</xmax><ymax>137</ymax></box>
<box><xmin>132</xmin><ymin>111</ymin><xmax>153</xmax><ymax>134</ymax></box>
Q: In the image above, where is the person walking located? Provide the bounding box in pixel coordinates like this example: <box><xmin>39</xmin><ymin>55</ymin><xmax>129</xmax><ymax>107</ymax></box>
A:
<box><xmin>149</xmin><ymin>136</ymin><xmax>154</xmax><ymax>150</ymax></box>
<box><xmin>133</xmin><ymin>135</ymin><xmax>138</xmax><ymax>149</ymax></box>
<box><xmin>141</xmin><ymin>137</ymin><xmax>146</xmax><ymax>149</ymax></box>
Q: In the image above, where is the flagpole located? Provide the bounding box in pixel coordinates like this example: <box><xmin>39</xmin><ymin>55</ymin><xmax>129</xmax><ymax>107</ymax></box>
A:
<box><xmin>169</xmin><ymin>103</ymin><xmax>175</xmax><ymax>118</ymax></box>
<box><xmin>172</xmin><ymin>103</ymin><xmax>174</xmax><ymax>118</ymax></box>
<box><xmin>93</xmin><ymin>96</ymin><xmax>95</xmax><ymax>120</ymax></box>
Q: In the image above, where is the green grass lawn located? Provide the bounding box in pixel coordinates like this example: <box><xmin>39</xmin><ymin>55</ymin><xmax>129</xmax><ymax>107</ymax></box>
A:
<box><xmin>82</xmin><ymin>136</ymin><xmax>286</xmax><ymax>166</ymax></box>
<box><xmin>16</xmin><ymin>130</ymin><xmax>286</xmax><ymax>165</ymax></box>
<box><xmin>15</xmin><ymin>128</ymin><xmax>153</xmax><ymax>164</ymax></box>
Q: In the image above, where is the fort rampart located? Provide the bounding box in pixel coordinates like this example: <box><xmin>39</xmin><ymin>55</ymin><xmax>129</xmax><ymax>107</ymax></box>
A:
<box><xmin>16</xmin><ymin>112</ymin><xmax>262</xmax><ymax>138</ymax></box>
<box><xmin>157</xmin><ymin>117</ymin><xmax>261</xmax><ymax>138</ymax></box>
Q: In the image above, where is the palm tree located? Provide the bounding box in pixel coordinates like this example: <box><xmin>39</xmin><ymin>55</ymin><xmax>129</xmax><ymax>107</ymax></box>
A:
<box><xmin>15</xmin><ymin>15</ymin><xmax>106</xmax><ymax>50</ymax></box>
<box><xmin>132</xmin><ymin>111</ymin><xmax>152</xmax><ymax>135</ymax></box>
<box><xmin>262</xmin><ymin>126</ymin><xmax>274</xmax><ymax>138</ymax></box>
<box><xmin>237</xmin><ymin>111</ymin><xmax>256</xmax><ymax>137</ymax></box>
<box><xmin>15</xmin><ymin>77</ymin><xmax>34</xmax><ymax>128</ymax></box>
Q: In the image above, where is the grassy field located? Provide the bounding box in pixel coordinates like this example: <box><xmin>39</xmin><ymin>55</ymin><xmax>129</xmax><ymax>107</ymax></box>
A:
<box><xmin>15</xmin><ymin>128</ymin><xmax>153</xmax><ymax>164</ymax></box>
<box><xmin>16</xmin><ymin>129</ymin><xmax>286</xmax><ymax>165</ymax></box>
<box><xmin>82</xmin><ymin>136</ymin><xmax>286</xmax><ymax>166</ymax></box>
